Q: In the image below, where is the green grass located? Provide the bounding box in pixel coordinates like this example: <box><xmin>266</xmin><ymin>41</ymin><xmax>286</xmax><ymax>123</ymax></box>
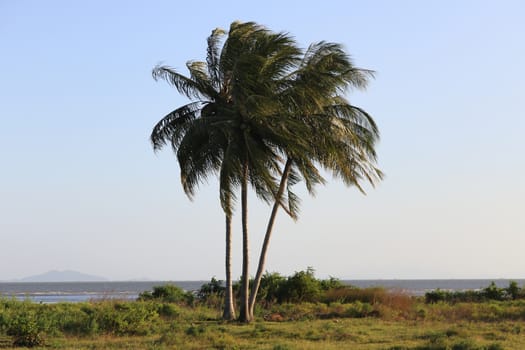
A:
<box><xmin>1</xmin><ymin>297</ymin><xmax>524</xmax><ymax>349</ymax></box>
<box><xmin>3</xmin><ymin>319</ymin><xmax>521</xmax><ymax>349</ymax></box>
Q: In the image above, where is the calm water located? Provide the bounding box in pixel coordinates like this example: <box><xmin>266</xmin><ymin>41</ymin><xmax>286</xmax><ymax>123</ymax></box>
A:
<box><xmin>0</xmin><ymin>279</ymin><xmax>523</xmax><ymax>303</ymax></box>
<box><xmin>0</xmin><ymin>281</ymin><xmax>205</xmax><ymax>303</ymax></box>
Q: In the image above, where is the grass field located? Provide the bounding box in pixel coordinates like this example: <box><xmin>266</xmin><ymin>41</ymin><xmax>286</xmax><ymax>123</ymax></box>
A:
<box><xmin>2</xmin><ymin>279</ymin><xmax>525</xmax><ymax>349</ymax></box>
<box><xmin>1</xmin><ymin>318</ymin><xmax>522</xmax><ymax>349</ymax></box>
<box><xmin>1</xmin><ymin>298</ymin><xmax>524</xmax><ymax>349</ymax></box>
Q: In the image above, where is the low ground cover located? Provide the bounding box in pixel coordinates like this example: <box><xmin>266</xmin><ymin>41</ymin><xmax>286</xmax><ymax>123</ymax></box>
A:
<box><xmin>1</xmin><ymin>274</ymin><xmax>524</xmax><ymax>349</ymax></box>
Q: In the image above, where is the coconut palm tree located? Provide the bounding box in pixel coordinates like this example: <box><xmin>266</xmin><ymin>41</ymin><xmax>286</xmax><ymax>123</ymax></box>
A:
<box><xmin>150</xmin><ymin>26</ymin><xmax>240</xmax><ymax>320</ymax></box>
<box><xmin>151</xmin><ymin>22</ymin><xmax>309</xmax><ymax>322</ymax></box>
<box><xmin>151</xmin><ymin>21</ymin><xmax>382</xmax><ymax>323</ymax></box>
<box><xmin>213</xmin><ymin>22</ymin><xmax>313</xmax><ymax>322</ymax></box>
<box><xmin>247</xmin><ymin>42</ymin><xmax>383</xmax><ymax>318</ymax></box>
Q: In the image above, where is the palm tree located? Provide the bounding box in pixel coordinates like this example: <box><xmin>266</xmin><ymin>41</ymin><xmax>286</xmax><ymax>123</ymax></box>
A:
<box><xmin>151</xmin><ymin>21</ymin><xmax>382</xmax><ymax>323</ymax></box>
<box><xmin>151</xmin><ymin>27</ymin><xmax>240</xmax><ymax>320</ymax></box>
<box><xmin>213</xmin><ymin>22</ymin><xmax>312</xmax><ymax>322</ymax></box>
<box><xmin>151</xmin><ymin>22</ymin><xmax>308</xmax><ymax>322</ymax></box>
<box><xmin>247</xmin><ymin>42</ymin><xmax>383</xmax><ymax>318</ymax></box>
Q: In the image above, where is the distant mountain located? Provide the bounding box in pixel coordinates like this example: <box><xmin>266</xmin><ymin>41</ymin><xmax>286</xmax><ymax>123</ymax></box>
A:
<box><xmin>19</xmin><ymin>270</ymin><xmax>107</xmax><ymax>282</ymax></box>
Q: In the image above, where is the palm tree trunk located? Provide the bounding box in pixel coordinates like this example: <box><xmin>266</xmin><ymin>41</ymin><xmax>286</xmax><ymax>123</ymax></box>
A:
<box><xmin>238</xmin><ymin>159</ymin><xmax>251</xmax><ymax>323</ymax></box>
<box><xmin>248</xmin><ymin>158</ymin><xmax>292</xmax><ymax>319</ymax></box>
<box><xmin>222</xmin><ymin>214</ymin><xmax>236</xmax><ymax>320</ymax></box>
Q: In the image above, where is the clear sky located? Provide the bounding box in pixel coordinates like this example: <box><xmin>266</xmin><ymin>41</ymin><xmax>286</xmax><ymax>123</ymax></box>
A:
<box><xmin>1</xmin><ymin>0</ymin><xmax>524</xmax><ymax>281</ymax></box>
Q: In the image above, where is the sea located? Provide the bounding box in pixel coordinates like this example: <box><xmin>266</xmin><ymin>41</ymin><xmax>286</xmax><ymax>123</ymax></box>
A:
<box><xmin>1</xmin><ymin>279</ymin><xmax>524</xmax><ymax>303</ymax></box>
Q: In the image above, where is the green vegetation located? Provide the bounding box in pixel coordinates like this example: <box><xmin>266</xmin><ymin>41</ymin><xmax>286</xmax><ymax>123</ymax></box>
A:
<box><xmin>425</xmin><ymin>282</ymin><xmax>525</xmax><ymax>304</ymax></box>
<box><xmin>151</xmin><ymin>21</ymin><xmax>381</xmax><ymax>322</ymax></box>
<box><xmin>1</xmin><ymin>274</ymin><xmax>525</xmax><ymax>348</ymax></box>
<box><xmin>138</xmin><ymin>284</ymin><xmax>194</xmax><ymax>304</ymax></box>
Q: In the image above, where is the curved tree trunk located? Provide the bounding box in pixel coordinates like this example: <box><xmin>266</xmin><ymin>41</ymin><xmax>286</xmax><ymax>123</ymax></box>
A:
<box><xmin>248</xmin><ymin>158</ymin><xmax>292</xmax><ymax>319</ymax></box>
<box><xmin>222</xmin><ymin>214</ymin><xmax>236</xmax><ymax>320</ymax></box>
<box><xmin>238</xmin><ymin>160</ymin><xmax>251</xmax><ymax>323</ymax></box>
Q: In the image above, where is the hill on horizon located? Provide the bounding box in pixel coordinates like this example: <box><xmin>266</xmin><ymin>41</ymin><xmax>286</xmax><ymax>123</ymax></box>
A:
<box><xmin>18</xmin><ymin>270</ymin><xmax>108</xmax><ymax>282</ymax></box>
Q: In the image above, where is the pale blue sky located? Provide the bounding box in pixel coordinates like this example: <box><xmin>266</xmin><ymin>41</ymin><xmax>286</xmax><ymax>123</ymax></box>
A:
<box><xmin>1</xmin><ymin>1</ymin><xmax>524</xmax><ymax>281</ymax></box>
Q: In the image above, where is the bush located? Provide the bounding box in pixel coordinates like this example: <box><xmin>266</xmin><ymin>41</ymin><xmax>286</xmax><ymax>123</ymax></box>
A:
<box><xmin>139</xmin><ymin>284</ymin><xmax>193</xmax><ymax>305</ymax></box>
<box><xmin>482</xmin><ymin>282</ymin><xmax>504</xmax><ymax>301</ymax></box>
<box><xmin>51</xmin><ymin>304</ymin><xmax>99</xmax><ymax>336</ymax></box>
<box><xmin>256</xmin><ymin>270</ymin><xmax>344</xmax><ymax>306</ymax></box>
<box><xmin>7</xmin><ymin>312</ymin><xmax>44</xmax><ymax>347</ymax></box>
<box><xmin>198</xmin><ymin>277</ymin><xmax>225</xmax><ymax>299</ymax></box>
<box><xmin>197</xmin><ymin>277</ymin><xmax>225</xmax><ymax>309</ymax></box>
<box><xmin>425</xmin><ymin>281</ymin><xmax>524</xmax><ymax>304</ymax></box>
<box><xmin>157</xmin><ymin>303</ymin><xmax>181</xmax><ymax>318</ymax></box>
<box><xmin>506</xmin><ymin>281</ymin><xmax>520</xmax><ymax>300</ymax></box>
<box><xmin>95</xmin><ymin>301</ymin><xmax>160</xmax><ymax>335</ymax></box>
<box><xmin>257</xmin><ymin>272</ymin><xmax>286</xmax><ymax>306</ymax></box>
<box><xmin>319</xmin><ymin>276</ymin><xmax>344</xmax><ymax>290</ymax></box>
<box><xmin>277</xmin><ymin>268</ymin><xmax>322</xmax><ymax>303</ymax></box>
<box><xmin>425</xmin><ymin>289</ymin><xmax>448</xmax><ymax>304</ymax></box>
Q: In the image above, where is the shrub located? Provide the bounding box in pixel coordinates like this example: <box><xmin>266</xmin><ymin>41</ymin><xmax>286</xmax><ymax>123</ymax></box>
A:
<box><xmin>53</xmin><ymin>304</ymin><xmax>99</xmax><ymax>336</ymax></box>
<box><xmin>482</xmin><ymin>282</ymin><xmax>504</xmax><ymax>301</ymax></box>
<box><xmin>425</xmin><ymin>289</ymin><xmax>448</xmax><ymax>304</ymax></box>
<box><xmin>198</xmin><ymin>277</ymin><xmax>225</xmax><ymax>299</ymax></box>
<box><xmin>157</xmin><ymin>303</ymin><xmax>180</xmax><ymax>318</ymax></box>
<box><xmin>257</xmin><ymin>272</ymin><xmax>286</xmax><ymax>306</ymax></box>
<box><xmin>197</xmin><ymin>277</ymin><xmax>225</xmax><ymax>309</ymax></box>
<box><xmin>344</xmin><ymin>301</ymin><xmax>374</xmax><ymax>318</ymax></box>
<box><xmin>7</xmin><ymin>312</ymin><xmax>44</xmax><ymax>347</ymax></box>
<box><xmin>95</xmin><ymin>301</ymin><xmax>160</xmax><ymax>335</ymax></box>
<box><xmin>319</xmin><ymin>276</ymin><xmax>344</xmax><ymax>290</ymax></box>
<box><xmin>425</xmin><ymin>281</ymin><xmax>525</xmax><ymax>304</ymax></box>
<box><xmin>506</xmin><ymin>281</ymin><xmax>520</xmax><ymax>300</ymax></box>
<box><xmin>277</xmin><ymin>268</ymin><xmax>322</xmax><ymax>303</ymax></box>
<box><xmin>255</xmin><ymin>269</ymin><xmax>344</xmax><ymax>306</ymax></box>
<box><xmin>139</xmin><ymin>284</ymin><xmax>193</xmax><ymax>305</ymax></box>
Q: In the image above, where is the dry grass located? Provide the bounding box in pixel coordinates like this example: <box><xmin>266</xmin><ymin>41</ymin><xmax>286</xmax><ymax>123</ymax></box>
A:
<box><xmin>9</xmin><ymin>319</ymin><xmax>522</xmax><ymax>349</ymax></box>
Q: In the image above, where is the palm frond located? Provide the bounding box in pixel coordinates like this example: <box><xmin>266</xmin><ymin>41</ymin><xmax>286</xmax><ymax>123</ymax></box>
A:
<box><xmin>186</xmin><ymin>60</ymin><xmax>220</xmax><ymax>99</ymax></box>
<box><xmin>151</xmin><ymin>101</ymin><xmax>205</xmax><ymax>151</ymax></box>
<box><xmin>177</xmin><ymin>118</ymin><xmax>224</xmax><ymax>198</ymax></box>
<box><xmin>152</xmin><ymin>65</ymin><xmax>212</xmax><ymax>100</ymax></box>
<box><xmin>207</xmin><ymin>28</ymin><xmax>226</xmax><ymax>88</ymax></box>
<box><xmin>219</xmin><ymin>140</ymin><xmax>242</xmax><ymax>216</ymax></box>
<box><xmin>151</xmin><ymin>20</ymin><xmax>382</xmax><ymax>220</ymax></box>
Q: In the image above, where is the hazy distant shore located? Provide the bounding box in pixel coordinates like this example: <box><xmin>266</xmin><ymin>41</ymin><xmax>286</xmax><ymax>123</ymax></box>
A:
<box><xmin>1</xmin><ymin>279</ymin><xmax>524</xmax><ymax>303</ymax></box>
